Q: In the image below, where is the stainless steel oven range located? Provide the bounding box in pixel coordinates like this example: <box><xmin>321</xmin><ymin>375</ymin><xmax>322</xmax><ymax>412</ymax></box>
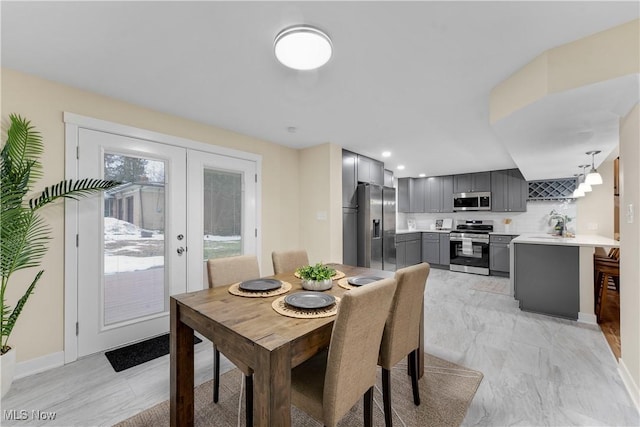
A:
<box><xmin>449</xmin><ymin>220</ymin><xmax>493</xmax><ymax>275</ymax></box>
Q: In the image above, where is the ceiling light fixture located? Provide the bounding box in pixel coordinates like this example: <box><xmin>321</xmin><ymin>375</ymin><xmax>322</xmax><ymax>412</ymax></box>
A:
<box><xmin>418</xmin><ymin>173</ymin><xmax>426</xmax><ymax>178</ymax></box>
<box><xmin>578</xmin><ymin>165</ymin><xmax>592</xmax><ymax>193</ymax></box>
<box><xmin>585</xmin><ymin>150</ymin><xmax>603</xmax><ymax>186</ymax></box>
<box><xmin>572</xmin><ymin>174</ymin><xmax>585</xmax><ymax>198</ymax></box>
<box><xmin>274</xmin><ymin>25</ymin><xmax>333</xmax><ymax>71</ymax></box>
<box><xmin>381</xmin><ymin>151</ymin><xmax>391</xmax><ymax>158</ymax></box>
<box><xmin>397</xmin><ymin>165</ymin><xmax>405</xmax><ymax>170</ymax></box>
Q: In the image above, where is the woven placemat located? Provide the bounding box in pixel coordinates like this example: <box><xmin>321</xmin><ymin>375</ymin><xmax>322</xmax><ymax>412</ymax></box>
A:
<box><xmin>337</xmin><ymin>277</ymin><xmax>357</xmax><ymax>290</ymax></box>
<box><xmin>272</xmin><ymin>295</ymin><xmax>341</xmax><ymax>319</ymax></box>
<box><xmin>228</xmin><ymin>281</ymin><xmax>292</xmax><ymax>298</ymax></box>
<box><xmin>294</xmin><ymin>269</ymin><xmax>346</xmax><ymax>280</ymax></box>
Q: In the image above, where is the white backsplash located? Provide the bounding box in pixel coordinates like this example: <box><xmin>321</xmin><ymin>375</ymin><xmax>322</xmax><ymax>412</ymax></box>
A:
<box><xmin>397</xmin><ymin>200</ymin><xmax>577</xmax><ymax>234</ymax></box>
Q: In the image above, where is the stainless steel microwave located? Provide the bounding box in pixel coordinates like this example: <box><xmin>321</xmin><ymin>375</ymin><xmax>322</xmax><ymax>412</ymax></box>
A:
<box><xmin>453</xmin><ymin>192</ymin><xmax>491</xmax><ymax>211</ymax></box>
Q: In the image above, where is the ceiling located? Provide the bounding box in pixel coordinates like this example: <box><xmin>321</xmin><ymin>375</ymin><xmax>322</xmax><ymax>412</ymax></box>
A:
<box><xmin>2</xmin><ymin>1</ymin><xmax>638</xmax><ymax>179</ymax></box>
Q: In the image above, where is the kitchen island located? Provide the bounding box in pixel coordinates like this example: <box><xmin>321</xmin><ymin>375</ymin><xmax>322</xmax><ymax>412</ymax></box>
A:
<box><xmin>511</xmin><ymin>234</ymin><xmax>619</xmax><ymax>322</ymax></box>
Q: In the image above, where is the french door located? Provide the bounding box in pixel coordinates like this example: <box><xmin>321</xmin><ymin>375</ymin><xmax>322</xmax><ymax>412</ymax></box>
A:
<box><xmin>73</xmin><ymin>127</ymin><xmax>257</xmax><ymax>357</ymax></box>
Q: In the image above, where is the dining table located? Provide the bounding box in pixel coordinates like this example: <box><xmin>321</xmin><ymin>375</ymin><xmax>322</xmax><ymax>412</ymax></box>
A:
<box><xmin>170</xmin><ymin>263</ymin><xmax>425</xmax><ymax>426</ymax></box>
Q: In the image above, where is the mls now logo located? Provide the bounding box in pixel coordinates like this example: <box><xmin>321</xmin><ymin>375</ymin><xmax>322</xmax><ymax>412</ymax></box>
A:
<box><xmin>4</xmin><ymin>410</ymin><xmax>28</xmax><ymax>420</ymax></box>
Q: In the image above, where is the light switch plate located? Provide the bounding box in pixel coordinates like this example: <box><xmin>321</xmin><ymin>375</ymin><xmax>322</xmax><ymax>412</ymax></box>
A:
<box><xmin>627</xmin><ymin>203</ymin><xmax>634</xmax><ymax>224</ymax></box>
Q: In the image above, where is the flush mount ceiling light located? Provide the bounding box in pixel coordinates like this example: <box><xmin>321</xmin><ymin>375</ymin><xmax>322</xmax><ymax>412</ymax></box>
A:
<box><xmin>397</xmin><ymin>165</ymin><xmax>405</xmax><ymax>170</ymax></box>
<box><xmin>585</xmin><ymin>150</ymin><xmax>603</xmax><ymax>186</ymax></box>
<box><xmin>578</xmin><ymin>165</ymin><xmax>592</xmax><ymax>193</ymax></box>
<box><xmin>381</xmin><ymin>151</ymin><xmax>391</xmax><ymax>158</ymax></box>
<box><xmin>274</xmin><ymin>25</ymin><xmax>333</xmax><ymax>70</ymax></box>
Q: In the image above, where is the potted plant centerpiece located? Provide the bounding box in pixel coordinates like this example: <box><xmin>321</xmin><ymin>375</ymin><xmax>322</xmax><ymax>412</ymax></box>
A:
<box><xmin>296</xmin><ymin>263</ymin><xmax>336</xmax><ymax>291</ymax></box>
<box><xmin>548</xmin><ymin>209</ymin><xmax>573</xmax><ymax>237</ymax></box>
<box><xmin>1</xmin><ymin>114</ymin><xmax>120</xmax><ymax>397</ymax></box>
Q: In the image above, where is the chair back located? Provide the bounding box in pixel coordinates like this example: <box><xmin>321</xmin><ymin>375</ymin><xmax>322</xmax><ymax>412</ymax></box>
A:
<box><xmin>379</xmin><ymin>263</ymin><xmax>430</xmax><ymax>368</ymax></box>
<box><xmin>207</xmin><ymin>255</ymin><xmax>260</xmax><ymax>288</ymax></box>
<box><xmin>609</xmin><ymin>247</ymin><xmax>620</xmax><ymax>260</ymax></box>
<box><xmin>322</xmin><ymin>278</ymin><xmax>397</xmax><ymax>426</ymax></box>
<box><xmin>271</xmin><ymin>249</ymin><xmax>310</xmax><ymax>275</ymax></box>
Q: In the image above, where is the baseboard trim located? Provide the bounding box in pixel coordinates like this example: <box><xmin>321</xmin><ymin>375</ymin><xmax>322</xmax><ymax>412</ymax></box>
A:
<box><xmin>618</xmin><ymin>358</ymin><xmax>640</xmax><ymax>412</ymax></box>
<box><xmin>577</xmin><ymin>312</ymin><xmax>597</xmax><ymax>325</ymax></box>
<box><xmin>15</xmin><ymin>351</ymin><xmax>65</xmax><ymax>380</ymax></box>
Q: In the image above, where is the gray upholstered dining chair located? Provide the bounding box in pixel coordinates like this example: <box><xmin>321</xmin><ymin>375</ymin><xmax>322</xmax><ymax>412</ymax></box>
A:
<box><xmin>290</xmin><ymin>277</ymin><xmax>397</xmax><ymax>427</ymax></box>
<box><xmin>271</xmin><ymin>249</ymin><xmax>310</xmax><ymax>274</ymax></box>
<box><xmin>207</xmin><ymin>254</ymin><xmax>260</xmax><ymax>426</ymax></box>
<box><xmin>378</xmin><ymin>262</ymin><xmax>430</xmax><ymax>427</ymax></box>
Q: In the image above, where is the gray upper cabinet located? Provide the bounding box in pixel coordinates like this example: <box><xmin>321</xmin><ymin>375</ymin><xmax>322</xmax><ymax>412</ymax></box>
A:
<box><xmin>491</xmin><ymin>169</ymin><xmax>527</xmax><ymax>212</ymax></box>
<box><xmin>398</xmin><ymin>178</ymin><xmax>411</xmax><ymax>212</ymax></box>
<box><xmin>453</xmin><ymin>171</ymin><xmax>491</xmax><ymax>193</ymax></box>
<box><xmin>410</xmin><ymin>178</ymin><xmax>426</xmax><ymax>212</ymax></box>
<box><xmin>357</xmin><ymin>155</ymin><xmax>384</xmax><ymax>186</ymax></box>
<box><xmin>384</xmin><ymin>169</ymin><xmax>394</xmax><ymax>187</ymax></box>
<box><xmin>342</xmin><ymin>150</ymin><xmax>358</xmax><ymax>208</ymax></box>
<box><xmin>424</xmin><ymin>175</ymin><xmax>454</xmax><ymax>213</ymax></box>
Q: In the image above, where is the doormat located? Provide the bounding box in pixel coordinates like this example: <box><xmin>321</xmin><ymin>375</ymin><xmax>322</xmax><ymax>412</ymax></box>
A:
<box><xmin>105</xmin><ymin>333</ymin><xmax>202</xmax><ymax>372</ymax></box>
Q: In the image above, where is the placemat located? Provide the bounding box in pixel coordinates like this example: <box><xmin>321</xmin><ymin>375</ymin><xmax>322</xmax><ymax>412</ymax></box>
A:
<box><xmin>337</xmin><ymin>277</ymin><xmax>357</xmax><ymax>290</ymax></box>
<box><xmin>271</xmin><ymin>295</ymin><xmax>341</xmax><ymax>318</ymax></box>
<box><xmin>228</xmin><ymin>281</ymin><xmax>292</xmax><ymax>298</ymax></box>
<box><xmin>294</xmin><ymin>269</ymin><xmax>346</xmax><ymax>280</ymax></box>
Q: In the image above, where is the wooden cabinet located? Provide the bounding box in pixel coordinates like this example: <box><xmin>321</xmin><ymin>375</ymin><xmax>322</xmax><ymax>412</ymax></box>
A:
<box><xmin>396</xmin><ymin>233</ymin><xmax>421</xmax><ymax>268</ymax></box>
<box><xmin>424</xmin><ymin>175</ymin><xmax>454</xmax><ymax>213</ymax></box>
<box><xmin>491</xmin><ymin>169</ymin><xmax>527</xmax><ymax>212</ymax></box>
<box><xmin>357</xmin><ymin>155</ymin><xmax>384</xmax><ymax>186</ymax></box>
<box><xmin>422</xmin><ymin>233</ymin><xmax>440</xmax><ymax>265</ymax></box>
<box><xmin>490</xmin><ymin>234</ymin><xmax>516</xmax><ymax>274</ymax></box>
<box><xmin>453</xmin><ymin>171</ymin><xmax>491</xmax><ymax>193</ymax></box>
<box><xmin>342</xmin><ymin>150</ymin><xmax>358</xmax><ymax>208</ymax></box>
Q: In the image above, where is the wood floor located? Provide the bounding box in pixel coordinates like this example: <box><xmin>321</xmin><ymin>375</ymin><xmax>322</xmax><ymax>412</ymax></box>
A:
<box><xmin>599</xmin><ymin>287</ymin><xmax>621</xmax><ymax>360</ymax></box>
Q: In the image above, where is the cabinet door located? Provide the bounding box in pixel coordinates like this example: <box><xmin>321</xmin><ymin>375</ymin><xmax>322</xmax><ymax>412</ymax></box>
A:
<box><xmin>384</xmin><ymin>169</ymin><xmax>394</xmax><ymax>187</ymax></box>
<box><xmin>491</xmin><ymin>170</ymin><xmax>509</xmax><ymax>212</ymax></box>
<box><xmin>370</xmin><ymin>160</ymin><xmax>384</xmax><ymax>186</ymax></box>
<box><xmin>342</xmin><ymin>209</ymin><xmax>358</xmax><ymax>266</ymax></box>
<box><xmin>410</xmin><ymin>178</ymin><xmax>426</xmax><ymax>213</ymax></box>
<box><xmin>441</xmin><ymin>176</ymin><xmax>454</xmax><ymax>213</ymax></box>
<box><xmin>406</xmin><ymin>239</ymin><xmax>422</xmax><ymax>266</ymax></box>
<box><xmin>396</xmin><ymin>241</ymin><xmax>406</xmax><ymax>269</ymax></box>
<box><xmin>490</xmin><ymin>243</ymin><xmax>510</xmax><ymax>272</ymax></box>
<box><xmin>453</xmin><ymin>174</ymin><xmax>472</xmax><ymax>193</ymax></box>
<box><xmin>421</xmin><ymin>238</ymin><xmax>439</xmax><ymax>265</ymax></box>
<box><xmin>342</xmin><ymin>150</ymin><xmax>358</xmax><ymax>208</ymax></box>
<box><xmin>472</xmin><ymin>172</ymin><xmax>491</xmax><ymax>192</ymax></box>
<box><xmin>439</xmin><ymin>233</ymin><xmax>450</xmax><ymax>265</ymax></box>
<box><xmin>424</xmin><ymin>177</ymin><xmax>441</xmax><ymax>213</ymax></box>
<box><xmin>357</xmin><ymin>155</ymin><xmax>371</xmax><ymax>183</ymax></box>
<box><xmin>507</xmin><ymin>169</ymin><xmax>528</xmax><ymax>212</ymax></box>
<box><xmin>397</xmin><ymin>178</ymin><xmax>410</xmax><ymax>212</ymax></box>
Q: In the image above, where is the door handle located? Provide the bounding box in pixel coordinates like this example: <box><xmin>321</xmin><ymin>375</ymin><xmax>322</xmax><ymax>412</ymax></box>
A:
<box><xmin>177</xmin><ymin>247</ymin><xmax>185</xmax><ymax>255</ymax></box>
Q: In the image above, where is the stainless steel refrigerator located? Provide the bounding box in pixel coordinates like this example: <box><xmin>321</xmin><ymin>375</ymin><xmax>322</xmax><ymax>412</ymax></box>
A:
<box><xmin>356</xmin><ymin>183</ymin><xmax>396</xmax><ymax>271</ymax></box>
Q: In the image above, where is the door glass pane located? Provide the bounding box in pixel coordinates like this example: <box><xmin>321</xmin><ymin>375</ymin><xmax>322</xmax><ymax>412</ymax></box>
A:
<box><xmin>203</xmin><ymin>168</ymin><xmax>243</xmax><ymax>261</ymax></box>
<box><xmin>103</xmin><ymin>153</ymin><xmax>167</xmax><ymax>326</ymax></box>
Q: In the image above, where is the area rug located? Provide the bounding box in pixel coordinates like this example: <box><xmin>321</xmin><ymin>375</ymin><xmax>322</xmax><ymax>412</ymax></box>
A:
<box><xmin>105</xmin><ymin>333</ymin><xmax>202</xmax><ymax>372</ymax></box>
<box><xmin>115</xmin><ymin>352</ymin><xmax>483</xmax><ymax>426</ymax></box>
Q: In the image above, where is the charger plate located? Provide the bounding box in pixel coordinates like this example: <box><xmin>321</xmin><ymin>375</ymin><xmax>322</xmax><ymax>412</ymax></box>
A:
<box><xmin>272</xmin><ymin>295</ymin><xmax>341</xmax><ymax>319</ymax></box>
<box><xmin>228</xmin><ymin>281</ymin><xmax>292</xmax><ymax>298</ymax></box>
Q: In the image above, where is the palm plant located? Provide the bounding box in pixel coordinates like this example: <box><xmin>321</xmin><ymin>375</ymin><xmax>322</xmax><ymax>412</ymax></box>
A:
<box><xmin>1</xmin><ymin>114</ymin><xmax>120</xmax><ymax>354</ymax></box>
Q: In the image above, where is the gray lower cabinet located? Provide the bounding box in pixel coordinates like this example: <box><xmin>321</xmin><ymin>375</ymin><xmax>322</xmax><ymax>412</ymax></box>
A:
<box><xmin>489</xmin><ymin>234</ymin><xmax>516</xmax><ymax>274</ymax></box>
<box><xmin>396</xmin><ymin>233</ymin><xmax>421</xmax><ymax>269</ymax></box>
<box><xmin>514</xmin><ymin>243</ymin><xmax>579</xmax><ymax>320</ymax></box>
<box><xmin>421</xmin><ymin>233</ymin><xmax>440</xmax><ymax>265</ymax></box>
<box><xmin>439</xmin><ymin>233</ymin><xmax>450</xmax><ymax>265</ymax></box>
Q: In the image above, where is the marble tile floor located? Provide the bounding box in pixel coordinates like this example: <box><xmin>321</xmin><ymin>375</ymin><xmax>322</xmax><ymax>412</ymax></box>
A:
<box><xmin>1</xmin><ymin>269</ymin><xmax>638</xmax><ymax>426</ymax></box>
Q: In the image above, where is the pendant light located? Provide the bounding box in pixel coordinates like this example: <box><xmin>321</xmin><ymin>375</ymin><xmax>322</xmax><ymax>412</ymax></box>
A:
<box><xmin>274</xmin><ymin>25</ymin><xmax>333</xmax><ymax>70</ymax></box>
<box><xmin>578</xmin><ymin>165</ymin><xmax>592</xmax><ymax>193</ymax></box>
<box><xmin>585</xmin><ymin>150</ymin><xmax>603</xmax><ymax>186</ymax></box>
<box><xmin>572</xmin><ymin>174</ymin><xmax>585</xmax><ymax>198</ymax></box>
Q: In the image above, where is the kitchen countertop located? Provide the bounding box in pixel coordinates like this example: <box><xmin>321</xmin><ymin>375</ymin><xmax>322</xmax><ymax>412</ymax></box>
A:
<box><xmin>512</xmin><ymin>234</ymin><xmax>619</xmax><ymax>247</ymax></box>
<box><xmin>396</xmin><ymin>229</ymin><xmax>452</xmax><ymax>234</ymax></box>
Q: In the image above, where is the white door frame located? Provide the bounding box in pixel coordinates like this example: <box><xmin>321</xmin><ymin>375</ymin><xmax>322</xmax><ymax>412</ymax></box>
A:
<box><xmin>64</xmin><ymin>112</ymin><xmax>262</xmax><ymax>363</ymax></box>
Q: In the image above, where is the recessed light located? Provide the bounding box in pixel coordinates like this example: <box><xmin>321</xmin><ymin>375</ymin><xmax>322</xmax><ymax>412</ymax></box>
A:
<box><xmin>274</xmin><ymin>25</ymin><xmax>333</xmax><ymax>71</ymax></box>
<box><xmin>381</xmin><ymin>151</ymin><xmax>391</xmax><ymax>158</ymax></box>
<box><xmin>418</xmin><ymin>173</ymin><xmax>426</xmax><ymax>177</ymax></box>
<box><xmin>397</xmin><ymin>165</ymin><xmax>405</xmax><ymax>170</ymax></box>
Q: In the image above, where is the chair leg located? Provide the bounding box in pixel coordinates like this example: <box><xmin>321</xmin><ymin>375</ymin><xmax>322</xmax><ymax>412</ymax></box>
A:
<box><xmin>245</xmin><ymin>375</ymin><xmax>253</xmax><ymax>427</ymax></box>
<box><xmin>382</xmin><ymin>367</ymin><xmax>392</xmax><ymax>427</ymax></box>
<box><xmin>408</xmin><ymin>349</ymin><xmax>420</xmax><ymax>406</ymax></box>
<box><xmin>213</xmin><ymin>346</ymin><xmax>220</xmax><ymax>403</ymax></box>
<box><xmin>598</xmin><ymin>273</ymin><xmax>609</xmax><ymax>322</ymax></box>
<box><xmin>363</xmin><ymin>386</ymin><xmax>374</xmax><ymax>427</ymax></box>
